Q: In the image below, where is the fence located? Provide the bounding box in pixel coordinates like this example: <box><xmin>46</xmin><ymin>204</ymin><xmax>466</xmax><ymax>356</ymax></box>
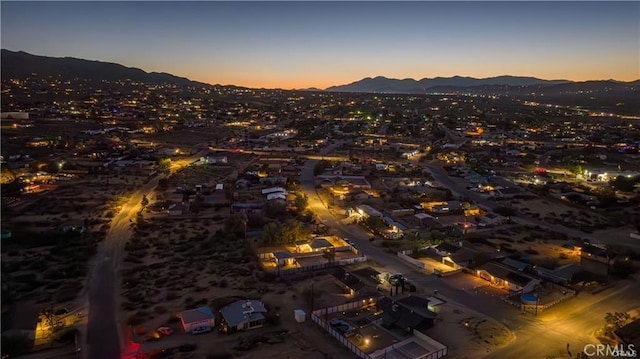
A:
<box><xmin>518</xmin><ymin>290</ymin><xmax>576</xmax><ymax>313</ymax></box>
<box><xmin>311</xmin><ymin>300</ymin><xmax>382</xmax><ymax>359</ymax></box>
<box><xmin>397</xmin><ymin>250</ymin><xmax>426</xmax><ymax>269</ymax></box>
<box><xmin>278</xmin><ymin>255</ymin><xmax>368</xmax><ymax>276</ymax></box>
<box><xmin>434</xmin><ymin>268</ymin><xmax>462</xmax><ymax>277</ymax></box>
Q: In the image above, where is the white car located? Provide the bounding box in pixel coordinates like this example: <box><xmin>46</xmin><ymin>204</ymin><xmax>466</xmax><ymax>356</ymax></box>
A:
<box><xmin>191</xmin><ymin>326</ymin><xmax>211</xmax><ymax>335</ymax></box>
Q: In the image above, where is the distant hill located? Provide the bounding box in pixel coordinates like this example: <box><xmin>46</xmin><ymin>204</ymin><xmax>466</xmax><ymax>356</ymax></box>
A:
<box><xmin>325</xmin><ymin>75</ymin><xmax>571</xmax><ymax>93</ymax></box>
<box><xmin>1</xmin><ymin>49</ymin><xmax>211</xmax><ymax>87</ymax></box>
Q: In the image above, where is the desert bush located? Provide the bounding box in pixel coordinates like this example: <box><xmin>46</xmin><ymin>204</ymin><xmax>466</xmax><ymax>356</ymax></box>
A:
<box><xmin>166</xmin><ymin>292</ymin><xmax>180</xmax><ymax>301</ymax></box>
<box><xmin>179</xmin><ymin>344</ymin><xmax>197</xmax><ymax>352</ymax></box>
<box><xmin>154</xmin><ymin>305</ymin><xmax>168</xmax><ymax>314</ymax></box>
<box><xmin>126</xmin><ymin>313</ymin><xmax>145</xmax><ymax>326</ymax></box>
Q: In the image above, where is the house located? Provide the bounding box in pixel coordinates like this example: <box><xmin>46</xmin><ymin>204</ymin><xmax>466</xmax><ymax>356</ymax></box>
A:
<box><xmin>261</xmin><ymin>187</ymin><xmax>287</xmax><ymax>196</ymax></box>
<box><xmin>501</xmin><ymin>258</ymin><xmax>531</xmax><ymax>272</ymax></box>
<box><xmin>219</xmin><ymin>300</ymin><xmax>268</xmax><ymax>333</ymax></box>
<box><xmin>578</xmin><ymin>243</ymin><xmax>612</xmax><ymax>277</ymax></box>
<box><xmin>355</xmin><ymin>204</ymin><xmax>382</xmax><ymax>219</ymax></box>
<box><xmin>433</xmin><ymin>201</ymin><xmax>462</xmax><ymax>215</ymax></box>
<box><xmin>259</xmin><ymin>177</ymin><xmax>287</xmax><ymax>185</ymax></box>
<box><xmin>266</xmin><ymin>192</ymin><xmax>287</xmax><ymax>201</ymax></box>
<box><xmin>414</xmin><ymin>213</ymin><xmax>449</xmax><ymax>231</ymax></box>
<box><xmin>474</xmin><ymin>261</ymin><xmax>541</xmax><ymax>293</ymax></box>
<box><xmin>534</xmin><ymin>264</ymin><xmax>582</xmax><ymax>285</ymax></box>
<box><xmin>333</xmin><ymin>267</ymin><xmax>366</xmax><ymax>296</ymax></box>
<box><xmin>201</xmin><ymin>156</ymin><xmax>228</xmax><ymax>165</ymax></box>
<box><xmin>272</xmin><ymin>251</ymin><xmax>296</xmax><ymax>267</ymax></box>
<box><xmin>167</xmin><ymin>202</ymin><xmax>188</xmax><ymax>216</ymax></box>
<box><xmin>179</xmin><ymin>306</ymin><xmax>216</xmax><ymax>333</ymax></box>
<box><xmin>310</xmin><ymin>237</ymin><xmax>334</xmax><ymax>252</ymax></box>
<box><xmin>376</xmin><ymin>295</ymin><xmax>438</xmax><ymax>334</ymax></box>
<box><xmin>428</xmin><ymin>242</ymin><xmax>479</xmax><ymax>269</ymax></box>
<box><xmin>349</xmin><ymin>190</ymin><xmax>370</xmax><ymax>201</ymax></box>
<box><xmin>493</xmin><ymin>187</ymin><xmax>523</xmax><ymax>199</ymax></box>
<box><xmin>383</xmin><ymin>216</ymin><xmax>408</xmax><ymax>234</ymax></box>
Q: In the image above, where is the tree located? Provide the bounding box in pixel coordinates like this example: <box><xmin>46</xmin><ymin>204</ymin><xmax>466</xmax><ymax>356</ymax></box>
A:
<box><xmin>293</xmin><ymin>194</ymin><xmax>309</xmax><ymax>213</ymax></box>
<box><xmin>322</xmin><ymin>249</ymin><xmax>336</xmax><ymax>264</ymax></box>
<box><xmin>158</xmin><ymin>158</ymin><xmax>172</xmax><ymax>170</ymax></box>
<box><xmin>364</xmin><ymin>216</ymin><xmax>383</xmax><ymax>229</ymax></box>
<box><xmin>280</xmin><ymin>219</ymin><xmax>308</xmax><ymax>244</ymax></box>
<box><xmin>603</xmin><ymin>312</ymin><xmax>631</xmax><ymax>336</ymax></box>
<box><xmin>225</xmin><ymin>213</ymin><xmax>247</xmax><ymax>238</ymax></box>
<box><xmin>262</xmin><ymin>222</ymin><xmax>281</xmax><ymax>245</ymax></box>
<box><xmin>610</xmin><ymin>175</ymin><xmax>640</xmax><ymax>192</ymax></box>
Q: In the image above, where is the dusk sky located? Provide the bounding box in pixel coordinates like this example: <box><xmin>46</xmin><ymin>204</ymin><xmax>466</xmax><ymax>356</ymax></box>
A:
<box><xmin>1</xmin><ymin>1</ymin><xmax>639</xmax><ymax>89</ymax></box>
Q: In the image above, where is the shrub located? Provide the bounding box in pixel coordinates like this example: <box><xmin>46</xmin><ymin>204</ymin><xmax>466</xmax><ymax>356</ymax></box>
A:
<box><xmin>154</xmin><ymin>305</ymin><xmax>168</xmax><ymax>314</ymax></box>
<box><xmin>179</xmin><ymin>344</ymin><xmax>197</xmax><ymax>352</ymax></box>
<box><xmin>126</xmin><ymin>314</ymin><xmax>145</xmax><ymax>326</ymax></box>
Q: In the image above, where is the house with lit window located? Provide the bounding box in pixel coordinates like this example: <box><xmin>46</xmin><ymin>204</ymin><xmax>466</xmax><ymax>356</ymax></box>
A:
<box><xmin>219</xmin><ymin>300</ymin><xmax>268</xmax><ymax>333</ymax></box>
<box><xmin>474</xmin><ymin>261</ymin><xmax>540</xmax><ymax>293</ymax></box>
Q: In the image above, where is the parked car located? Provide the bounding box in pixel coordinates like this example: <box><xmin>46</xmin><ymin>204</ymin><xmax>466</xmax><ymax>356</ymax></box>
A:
<box><xmin>389</xmin><ymin>273</ymin><xmax>404</xmax><ymax>285</ymax></box>
<box><xmin>190</xmin><ymin>326</ymin><xmax>211</xmax><ymax>335</ymax></box>
<box><xmin>156</xmin><ymin>327</ymin><xmax>173</xmax><ymax>336</ymax></box>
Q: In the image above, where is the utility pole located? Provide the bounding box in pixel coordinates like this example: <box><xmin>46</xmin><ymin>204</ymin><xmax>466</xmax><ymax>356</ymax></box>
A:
<box><xmin>535</xmin><ymin>284</ymin><xmax>540</xmax><ymax>316</ymax></box>
<box><xmin>310</xmin><ymin>282</ymin><xmax>315</xmax><ymax>313</ymax></box>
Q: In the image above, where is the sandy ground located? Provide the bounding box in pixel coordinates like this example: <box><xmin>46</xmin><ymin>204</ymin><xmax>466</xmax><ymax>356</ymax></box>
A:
<box><xmin>425</xmin><ymin>300</ymin><xmax>515</xmax><ymax>359</ymax></box>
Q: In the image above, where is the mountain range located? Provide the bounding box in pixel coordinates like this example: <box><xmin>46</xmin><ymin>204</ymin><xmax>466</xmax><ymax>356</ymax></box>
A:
<box><xmin>324</xmin><ymin>75</ymin><xmax>574</xmax><ymax>93</ymax></box>
<box><xmin>2</xmin><ymin>50</ymin><xmax>639</xmax><ymax>108</ymax></box>
<box><xmin>1</xmin><ymin>49</ymin><xmax>211</xmax><ymax>88</ymax></box>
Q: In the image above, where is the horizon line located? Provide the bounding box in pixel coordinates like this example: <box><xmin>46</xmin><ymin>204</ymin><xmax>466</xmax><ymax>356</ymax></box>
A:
<box><xmin>2</xmin><ymin>48</ymin><xmax>639</xmax><ymax>91</ymax></box>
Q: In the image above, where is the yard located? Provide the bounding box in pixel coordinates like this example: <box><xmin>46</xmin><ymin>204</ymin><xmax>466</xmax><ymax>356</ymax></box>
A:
<box><xmin>0</xmin><ymin>170</ymin><xmax>150</xmax><ymax>307</ymax></box>
<box><xmin>121</xmin><ymin>208</ymin><xmax>360</xmax><ymax>358</ymax></box>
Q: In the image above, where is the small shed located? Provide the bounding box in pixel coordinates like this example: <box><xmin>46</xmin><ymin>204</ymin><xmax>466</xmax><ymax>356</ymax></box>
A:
<box><xmin>293</xmin><ymin>309</ymin><xmax>306</xmax><ymax>323</ymax></box>
<box><xmin>180</xmin><ymin>306</ymin><xmax>215</xmax><ymax>333</ymax></box>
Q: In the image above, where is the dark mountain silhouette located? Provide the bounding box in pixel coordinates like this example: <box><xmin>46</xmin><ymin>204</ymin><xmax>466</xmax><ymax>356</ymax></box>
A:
<box><xmin>1</xmin><ymin>49</ymin><xmax>211</xmax><ymax>87</ymax></box>
<box><xmin>1</xmin><ymin>50</ymin><xmax>637</xmax><ymax>114</ymax></box>
<box><xmin>325</xmin><ymin>75</ymin><xmax>571</xmax><ymax>93</ymax></box>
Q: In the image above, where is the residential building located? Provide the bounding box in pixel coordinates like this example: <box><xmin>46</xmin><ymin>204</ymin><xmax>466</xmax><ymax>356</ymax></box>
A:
<box><xmin>180</xmin><ymin>306</ymin><xmax>216</xmax><ymax>333</ymax></box>
<box><xmin>219</xmin><ymin>300</ymin><xmax>268</xmax><ymax>333</ymax></box>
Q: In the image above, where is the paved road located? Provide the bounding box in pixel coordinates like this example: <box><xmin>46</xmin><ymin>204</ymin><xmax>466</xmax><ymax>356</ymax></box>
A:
<box><xmin>486</xmin><ymin>278</ymin><xmax>639</xmax><ymax>359</ymax></box>
<box><xmin>83</xmin><ymin>155</ymin><xmax>204</xmax><ymax>359</ymax></box>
